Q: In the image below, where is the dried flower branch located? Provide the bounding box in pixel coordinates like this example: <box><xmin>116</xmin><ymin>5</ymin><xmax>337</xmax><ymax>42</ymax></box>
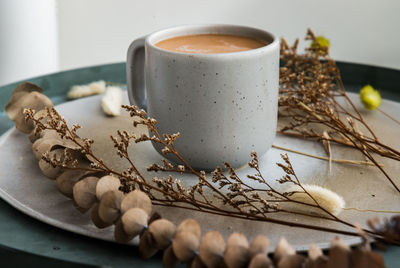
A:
<box><xmin>21</xmin><ymin>103</ymin><xmax>397</xmax><ymax>244</ymax></box>
<box><xmin>279</xmin><ymin>29</ymin><xmax>400</xmax><ymax>193</ymax></box>
<box><xmin>271</xmin><ymin>144</ymin><xmax>383</xmax><ymax>167</ymax></box>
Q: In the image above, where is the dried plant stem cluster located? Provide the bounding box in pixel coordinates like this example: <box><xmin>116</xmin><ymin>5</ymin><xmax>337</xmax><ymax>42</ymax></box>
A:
<box><xmin>279</xmin><ymin>29</ymin><xmax>400</xmax><ymax>193</ymax></box>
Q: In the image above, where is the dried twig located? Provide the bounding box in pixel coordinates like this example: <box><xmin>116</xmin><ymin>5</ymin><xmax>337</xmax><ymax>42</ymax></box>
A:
<box><xmin>272</xmin><ymin>145</ymin><xmax>383</xmax><ymax>167</ymax></box>
<box><xmin>24</xmin><ymin>105</ymin><xmax>394</xmax><ymax>243</ymax></box>
<box><xmin>279</xmin><ymin>29</ymin><xmax>400</xmax><ymax>192</ymax></box>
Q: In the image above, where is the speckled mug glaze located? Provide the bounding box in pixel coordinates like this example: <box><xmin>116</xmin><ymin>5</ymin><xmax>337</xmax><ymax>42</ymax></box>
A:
<box><xmin>127</xmin><ymin>24</ymin><xmax>279</xmax><ymax>170</ymax></box>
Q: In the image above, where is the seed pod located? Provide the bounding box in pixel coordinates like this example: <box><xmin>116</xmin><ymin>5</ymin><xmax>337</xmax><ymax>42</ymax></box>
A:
<box><xmin>6</xmin><ymin>82</ymin><xmax>43</xmax><ymax>117</ymax></box>
<box><xmin>32</xmin><ymin>133</ymin><xmax>81</xmax><ymax>160</ymax></box>
<box><xmin>176</xmin><ymin>219</ymin><xmax>201</xmax><ymax>239</ymax></box>
<box><xmin>327</xmin><ymin>237</ymin><xmax>350</xmax><ymax>268</ymax></box>
<box><xmin>96</xmin><ymin>175</ymin><xmax>121</xmax><ymax>200</ymax></box>
<box><xmin>7</xmin><ymin>82</ymin><xmax>43</xmax><ymax>103</ymax></box>
<box><xmin>148</xmin><ymin>218</ymin><xmax>176</xmax><ymax>249</ymax></box>
<box><xmin>31</xmin><ymin>138</ymin><xmax>43</xmax><ymax>160</ymax></box>
<box><xmin>139</xmin><ymin>231</ymin><xmax>158</xmax><ymax>259</ymax></box>
<box><xmin>224</xmin><ymin>232</ymin><xmax>250</xmax><ymax>268</ymax></box>
<box><xmin>304</xmin><ymin>243</ymin><xmax>327</xmax><ymax>268</ymax></box>
<box><xmin>227</xmin><ymin>233</ymin><xmax>249</xmax><ymax>248</ymax></box>
<box><xmin>73</xmin><ymin>176</ymin><xmax>99</xmax><ymax>210</ymax></box>
<box><xmin>114</xmin><ymin>219</ymin><xmax>134</xmax><ymax>244</ymax></box>
<box><xmin>172</xmin><ymin>231</ymin><xmax>199</xmax><ymax>262</ymax></box>
<box><xmin>56</xmin><ymin>170</ymin><xmax>88</xmax><ymax>198</ymax></box>
<box><xmin>29</xmin><ymin>129</ymin><xmax>40</xmax><ymax>143</ymax></box>
<box><xmin>224</xmin><ymin>244</ymin><xmax>249</xmax><ymax>268</ymax></box>
<box><xmin>29</xmin><ymin>128</ymin><xmax>57</xmax><ymax>144</ymax></box>
<box><xmin>274</xmin><ymin>237</ymin><xmax>295</xmax><ymax>263</ymax></box>
<box><xmin>277</xmin><ymin>254</ymin><xmax>306</xmax><ymax>268</ymax></box>
<box><xmin>190</xmin><ymin>256</ymin><xmax>206</xmax><ymax>268</ymax></box>
<box><xmin>162</xmin><ymin>245</ymin><xmax>179</xmax><ymax>268</ymax></box>
<box><xmin>226</xmin><ymin>232</ymin><xmax>250</xmax><ymax>267</ymax></box>
<box><xmin>198</xmin><ymin>231</ymin><xmax>225</xmax><ymax>268</ymax></box>
<box><xmin>308</xmin><ymin>243</ymin><xmax>323</xmax><ymax>261</ymax></box>
<box><xmin>248</xmin><ymin>253</ymin><xmax>273</xmax><ymax>268</ymax></box>
<box><xmin>32</xmin><ymin>138</ymin><xmax>56</xmax><ymax>160</ymax></box>
<box><xmin>40</xmin><ymin>129</ymin><xmax>61</xmax><ymax>140</ymax></box>
<box><xmin>249</xmin><ymin>235</ymin><xmax>269</xmax><ymax>259</ymax></box>
<box><xmin>98</xmin><ymin>190</ymin><xmax>124</xmax><ymax>224</ymax></box>
<box><xmin>38</xmin><ymin>148</ymin><xmax>64</xmax><ymax>179</ymax></box>
<box><xmin>350</xmin><ymin>247</ymin><xmax>368</xmax><ymax>268</ymax></box>
<box><xmin>120</xmin><ymin>190</ymin><xmax>152</xmax><ymax>215</ymax></box>
<box><xmin>121</xmin><ymin>207</ymin><xmax>148</xmax><ymax>237</ymax></box>
<box><xmin>6</xmin><ymin>82</ymin><xmax>53</xmax><ymax>133</ymax></box>
<box><xmin>90</xmin><ymin>202</ymin><xmax>111</xmax><ymax>228</ymax></box>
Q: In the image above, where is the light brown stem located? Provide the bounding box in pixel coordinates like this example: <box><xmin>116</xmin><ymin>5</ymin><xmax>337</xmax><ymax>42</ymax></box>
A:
<box><xmin>377</xmin><ymin>108</ymin><xmax>400</xmax><ymax>127</ymax></box>
<box><xmin>272</xmin><ymin>145</ymin><xmax>383</xmax><ymax>167</ymax></box>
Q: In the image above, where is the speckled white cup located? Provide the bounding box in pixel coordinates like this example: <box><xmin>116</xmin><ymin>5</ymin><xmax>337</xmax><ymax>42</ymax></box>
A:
<box><xmin>127</xmin><ymin>24</ymin><xmax>279</xmax><ymax>170</ymax></box>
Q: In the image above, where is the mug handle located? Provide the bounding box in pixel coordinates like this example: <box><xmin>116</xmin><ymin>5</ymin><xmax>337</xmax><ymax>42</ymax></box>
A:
<box><xmin>126</xmin><ymin>37</ymin><xmax>147</xmax><ymax>109</ymax></box>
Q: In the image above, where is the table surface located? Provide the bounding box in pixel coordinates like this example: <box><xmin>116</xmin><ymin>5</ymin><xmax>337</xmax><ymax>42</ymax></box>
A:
<box><xmin>0</xmin><ymin>62</ymin><xmax>399</xmax><ymax>267</ymax></box>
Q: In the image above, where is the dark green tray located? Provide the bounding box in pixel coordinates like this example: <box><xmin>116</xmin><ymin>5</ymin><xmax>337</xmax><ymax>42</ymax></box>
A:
<box><xmin>0</xmin><ymin>62</ymin><xmax>399</xmax><ymax>267</ymax></box>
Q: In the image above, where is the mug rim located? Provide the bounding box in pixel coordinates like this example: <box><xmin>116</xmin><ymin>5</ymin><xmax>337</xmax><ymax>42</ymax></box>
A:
<box><xmin>145</xmin><ymin>24</ymin><xmax>279</xmax><ymax>57</ymax></box>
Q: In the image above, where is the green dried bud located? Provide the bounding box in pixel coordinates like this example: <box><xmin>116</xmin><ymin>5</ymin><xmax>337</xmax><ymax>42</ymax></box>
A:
<box><xmin>360</xmin><ymin>85</ymin><xmax>382</xmax><ymax>110</ymax></box>
<box><xmin>311</xmin><ymin>36</ymin><xmax>330</xmax><ymax>54</ymax></box>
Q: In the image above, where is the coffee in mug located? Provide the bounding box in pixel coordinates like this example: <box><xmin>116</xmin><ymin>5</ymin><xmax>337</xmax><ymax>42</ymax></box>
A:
<box><xmin>127</xmin><ymin>24</ymin><xmax>279</xmax><ymax>170</ymax></box>
<box><xmin>154</xmin><ymin>34</ymin><xmax>268</xmax><ymax>54</ymax></box>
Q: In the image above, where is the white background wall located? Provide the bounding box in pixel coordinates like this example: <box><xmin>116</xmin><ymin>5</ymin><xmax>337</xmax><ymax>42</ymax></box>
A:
<box><xmin>1</xmin><ymin>0</ymin><xmax>400</xmax><ymax>86</ymax></box>
<box><xmin>0</xmin><ymin>0</ymin><xmax>58</xmax><ymax>86</ymax></box>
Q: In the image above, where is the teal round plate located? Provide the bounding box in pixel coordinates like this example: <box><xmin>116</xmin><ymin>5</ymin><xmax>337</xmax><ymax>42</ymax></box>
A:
<box><xmin>0</xmin><ymin>62</ymin><xmax>399</xmax><ymax>267</ymax></box>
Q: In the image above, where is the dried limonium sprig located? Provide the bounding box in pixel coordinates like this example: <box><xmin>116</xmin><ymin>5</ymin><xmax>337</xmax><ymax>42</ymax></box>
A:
<box><xmin>20</xmin><ymin>101</ymin><xmax>399</xmax><ymax>245</ymax></box>
<box><xmin>279</xmin><ymin>29</ymin><xmax>400</xmax><ymax>193</ymax></box>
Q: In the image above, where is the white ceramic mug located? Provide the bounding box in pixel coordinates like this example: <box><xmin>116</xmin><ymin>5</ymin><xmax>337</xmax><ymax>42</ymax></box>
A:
<box><xmin>127</xmin><ymin>24</ymin><xmax>279</xmax><ymax>170</ymax></box>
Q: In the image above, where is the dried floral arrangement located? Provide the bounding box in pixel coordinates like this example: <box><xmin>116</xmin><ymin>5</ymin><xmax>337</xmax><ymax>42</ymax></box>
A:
<box><xmin>278</xmin><ymin>30</ymin><xmax>400</xmax><ymax>192</ymax></box>
<box><xmin>4</xmin><ymin>30</ymin><xmax>400</xmax><ymax>267</ymax></box>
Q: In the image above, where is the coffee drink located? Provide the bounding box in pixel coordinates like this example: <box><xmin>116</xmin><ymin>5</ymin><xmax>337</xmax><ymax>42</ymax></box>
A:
<box><xmin>127</xmin><ymin>25</ymin><xmax>279</xmax><ymax>169</ymax></box>
<box><xmin>155</xmin><ymin>34</ymin><xmax>267</xmax><ymax>54</ymax></box>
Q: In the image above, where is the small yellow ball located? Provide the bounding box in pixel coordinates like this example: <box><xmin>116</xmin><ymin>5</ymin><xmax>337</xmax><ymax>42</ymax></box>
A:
<box><xmin>311</xmin><ymin>36</ymin><xmax>330</xmax><ymax>51</ymax></box>
<box><xmin>360</xmin><ymin>85</ymin><xmax>382</xmax><ymax>110</ymax></box>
